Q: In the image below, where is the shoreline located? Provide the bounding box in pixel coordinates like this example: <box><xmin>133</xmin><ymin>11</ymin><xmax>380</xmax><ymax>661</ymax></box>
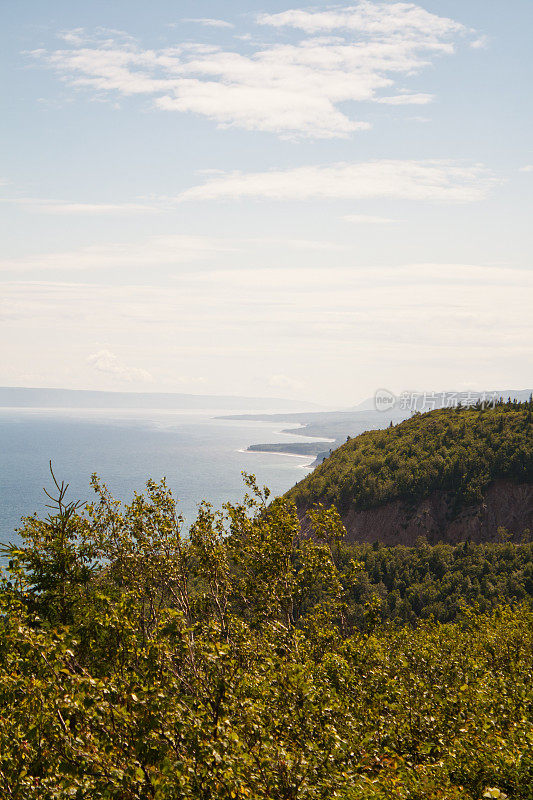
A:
<box><xmin>237</xmin><ymin>447</ymin><xmax>317</xmax><ymax>467</ymax></box>
<box><xmin>240</xmin><ymin>426</ymin><xmax>335</xmax><ymax>467</ymax></box>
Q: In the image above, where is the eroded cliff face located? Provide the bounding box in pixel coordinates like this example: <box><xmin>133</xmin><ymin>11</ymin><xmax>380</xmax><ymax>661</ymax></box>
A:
<box><xmin>300</xmin><ymin>480</ymin><xmax>533</xmax><ymax>546</ymax></box>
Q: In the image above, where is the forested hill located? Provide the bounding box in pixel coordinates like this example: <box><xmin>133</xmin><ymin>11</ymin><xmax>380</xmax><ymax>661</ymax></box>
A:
<box><xmin>287</xmin><ymin>399</ymin><xmax>533</xmax><ymax>544</ymax></box>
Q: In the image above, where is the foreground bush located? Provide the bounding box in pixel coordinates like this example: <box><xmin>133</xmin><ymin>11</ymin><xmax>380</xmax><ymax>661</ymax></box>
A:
<box><xmin>0</xmin><ymin>472</ymin><xmax>532</xmax><ymax>799</ymax></box>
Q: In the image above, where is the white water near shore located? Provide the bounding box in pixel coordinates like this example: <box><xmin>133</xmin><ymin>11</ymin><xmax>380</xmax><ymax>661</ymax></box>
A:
<box><xmin>237</xmin><ymin>447</ymin><xmax>317</xmax><ymax>468</ymax></box>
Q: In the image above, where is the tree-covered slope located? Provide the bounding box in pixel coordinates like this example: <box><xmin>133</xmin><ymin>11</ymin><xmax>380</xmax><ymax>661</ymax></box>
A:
<box><xmin>339</xmin><ymin>538</ymin><xmax>533</xmax><ymax>626</ymax></box>
<box><xmin>288</xmin><ymin>400</ymin><xmax>533</xmax><ymax>537</ymax></box>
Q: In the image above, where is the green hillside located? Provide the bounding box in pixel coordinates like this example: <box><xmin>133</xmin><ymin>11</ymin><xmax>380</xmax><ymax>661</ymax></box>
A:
<box><xmin>288</xmin><ymin>399</ymin><xmax>533</xmax><ymax>514</ymax></box>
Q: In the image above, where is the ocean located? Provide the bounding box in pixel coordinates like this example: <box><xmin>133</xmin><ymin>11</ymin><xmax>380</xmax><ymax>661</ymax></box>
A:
<box><xmin>0</xmin><ymin>407</ymin><xmax>323</xmax><ymax>547</ymax></box>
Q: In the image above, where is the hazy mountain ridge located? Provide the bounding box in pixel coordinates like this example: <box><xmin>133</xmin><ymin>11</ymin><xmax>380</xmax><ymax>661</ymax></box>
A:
<box><xmin>0</xmin><ymin>386</ymin><xmax>318</xmax><ymax>412</ymax></box>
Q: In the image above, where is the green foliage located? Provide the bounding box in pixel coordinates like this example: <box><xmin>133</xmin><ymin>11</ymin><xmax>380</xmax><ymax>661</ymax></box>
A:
<box><xmin>288</xmin><ymin>400</ymin><xmax>533</xmax><ymax>515</ymax></box>
<box><xmin>0</xmin><ymin>472</ymin><xmax>532</xmax><ymax>798</ymax></box>
<box><xmin>338</xmin><ymin>537</ymin><xmax>533</xmax><ymax>627</ymax></box>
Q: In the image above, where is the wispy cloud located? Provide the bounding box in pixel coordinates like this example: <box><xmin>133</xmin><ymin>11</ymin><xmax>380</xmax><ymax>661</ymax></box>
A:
<box><xmin>177</xmin><ymin>160</ymin><xmax>495</xmax><ymax>203</ymax></box>
<box><xmin>182</xmin><ymin>18</ymin><xmax>235</xmax><ymax>30</ymax></box>
<box><xmin>0</xmin><ymin>235</ymin><xmax>236</xmax><ymax>272</ymax></box>
<box><xmin>376</xmin><ymin>93</ymin><xmax>434</xmax><ymax>105</ymax></box>
<box><xmin>0</xmin><ymin>234</ymin><xmax>345</xmax><ymax>272</ymax></box>
<box><xmin>87</xmin><ymin>349</ymin><xmax>153</xmax><ymax>382</ymax></box>
<box><xmin>4</xmin><ymin>265</ymin><xmax>531</xmax><ymax>360</ymax></box>
<box><xmin>31</xmin><ymin>2</ymin><xmax>477</xmax><ymax>139</ymax></box>
<box><xmin>40</xmin><ymin>201</ymin><xmax>159</xmax><ymax>214</ymax></box>
<box><xmin>57</xmin><ymin>27</ymin><xmax>136</xmax><ymax>46</ymax></box>
<box><xmin>470</xmin><ymin>35</ymin><xmax>490</xmax><ymax>50</ymax></box>
<box><xmin>0</xmin><ymin>197</ymin><xmax>163</xmax><ymax>215</ymax></box>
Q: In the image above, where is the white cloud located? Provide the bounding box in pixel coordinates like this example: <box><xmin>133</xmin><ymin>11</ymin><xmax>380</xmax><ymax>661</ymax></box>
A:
<box><xmin>519</xmin><ymin>165</ymin><xmax>533</xmax><ymax>173</ymax></box>
<box><xmin>32</xmin><ymin>3</ymin><xmax>477</xmax><ymax>139</ymax></box>
<box><xmin>343</xmin><ymin>214</ymin><xmax>395</xmax><ymax>224</ymax></box>
<box><xmin>257</xmin><ymin>4</ymin><xmax>467</xmax><ymax>37</ymax></box>
<box><xmin>87</xmin><ymin>349</ymin><xmax>153</xmax><ymax>382</ymax></box>
<box><xmin>178</xmin><ymin>160</ymin><xmax>495</xmax><ymax>203</ymax></box>
<box><xmin>182</xmin><ymin>18</ymin><xmax>234</xmax><ymax>29</ymax></box>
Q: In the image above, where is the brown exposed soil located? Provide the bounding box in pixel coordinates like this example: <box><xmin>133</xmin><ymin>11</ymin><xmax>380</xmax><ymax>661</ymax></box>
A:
<box><xmin>299</xmin><ymin>480</ymin><xmax>533</xmax><ymax>546</ymax></box>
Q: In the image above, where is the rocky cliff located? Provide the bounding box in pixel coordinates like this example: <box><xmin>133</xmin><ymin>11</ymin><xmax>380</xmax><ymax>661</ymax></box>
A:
<box><xmin>299</xmin><ymin>479</ymin><xmax>532</xmax><ymax>545</ymax></box>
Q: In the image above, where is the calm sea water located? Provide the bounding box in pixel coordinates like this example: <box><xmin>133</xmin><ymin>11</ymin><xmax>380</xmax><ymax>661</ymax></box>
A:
<box><xmin>0</xmin><ymin>407</ymin><xmax>323</xmax><ymax>547</ymax></box>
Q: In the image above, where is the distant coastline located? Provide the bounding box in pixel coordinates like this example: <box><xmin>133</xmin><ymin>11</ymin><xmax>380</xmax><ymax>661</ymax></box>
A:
<box><xmin>226</xmin><ymin>408</ymin><xmax>404</xmax><ymax>466</ymax></box>
<box><xmin>225</xmin><ymin>389</ymin><xmax>533</xmax><ymax>467</ymax></box>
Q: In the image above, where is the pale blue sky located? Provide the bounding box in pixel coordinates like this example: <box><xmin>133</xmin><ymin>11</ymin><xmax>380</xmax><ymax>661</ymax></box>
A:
<box><xmin>1</xmin><ymin>1</ymin><xmax>532</xmax><ymax>404</ymax></box>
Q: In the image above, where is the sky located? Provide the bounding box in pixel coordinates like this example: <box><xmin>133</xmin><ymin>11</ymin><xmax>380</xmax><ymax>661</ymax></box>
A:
<box><xmin>1</xmin><ymin>0</ymin><xmax>532</xmax><ymax>406</ymax></box>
